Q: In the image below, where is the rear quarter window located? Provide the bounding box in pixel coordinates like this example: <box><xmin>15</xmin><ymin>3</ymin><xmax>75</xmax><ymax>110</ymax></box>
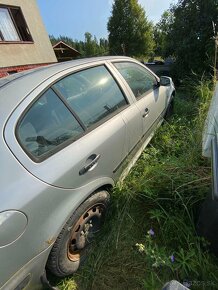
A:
<box><xmin>17</xmin><ymin>89</ymin><xmax>84</xmax><ymax>160</ymax></box>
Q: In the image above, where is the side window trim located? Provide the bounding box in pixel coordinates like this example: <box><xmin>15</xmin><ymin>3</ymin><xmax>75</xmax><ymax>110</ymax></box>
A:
<box><xmin>51</xmin><ymin>86</ymin><xmax>87</xmax><ymax>131</ymax></box>
<box><xmin>104</xmin><ymin>63</ymin><xmax>131</xmax><ymax>106</ymax></box>
<box><xmin>105</xmin><ymin>61</ymin><xmax>136</xmax><ymax>105</ymax></box>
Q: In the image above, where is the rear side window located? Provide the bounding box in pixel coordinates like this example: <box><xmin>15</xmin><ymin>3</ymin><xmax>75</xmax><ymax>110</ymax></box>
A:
<box><xmin>53</xmin><ymin>65</ymin><xmax>127</xmax><ymax>128</ymax></box>
<box><xmin>17</xmin><ymin>89</ymin><xmax>84</xmax><ymax>159</ymax></box>
<box><xmin>113</xmin><ymin>62</ymin><xmax>157</xmax><ymax>99</ymax></box>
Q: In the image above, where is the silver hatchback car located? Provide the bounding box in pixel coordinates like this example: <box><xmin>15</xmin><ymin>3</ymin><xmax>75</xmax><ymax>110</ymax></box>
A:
<box><xmin>0</xmin><ymin>56</ymin><xmax>175</xmax><ymax>289</ymax></box>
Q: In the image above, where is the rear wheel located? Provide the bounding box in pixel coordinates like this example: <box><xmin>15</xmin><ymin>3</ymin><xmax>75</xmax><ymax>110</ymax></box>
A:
<box><xmin>197</xmin><ymin>194</ymin><xmax>218</xmax><ymax>257</ymax></box>
<box><xmin>47</xmin><ymin>190</ymin><xmax>109</xmax><ymax>277</ymax></box>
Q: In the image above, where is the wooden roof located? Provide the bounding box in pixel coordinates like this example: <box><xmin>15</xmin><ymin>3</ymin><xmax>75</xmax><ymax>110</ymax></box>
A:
<box><xmin>53</xmin><ymin>41</ymin><xmax>81</xmax><ymax>62</ymax></box>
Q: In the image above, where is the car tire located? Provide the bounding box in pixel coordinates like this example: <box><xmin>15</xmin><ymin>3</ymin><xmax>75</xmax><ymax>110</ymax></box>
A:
<box><xmin>196</xmin><ymin>194</ymin><xmax>218</xmax><ymax>257</ymax></box>
<box><xmin>46</xmin><ymin>190</ymin><xmax>110</xmax><ymax>277</ymax></box>
<box><xmin>165</xmin><ymin>97</ymin><xmax>174</xmax><ymax>119</ymax></box>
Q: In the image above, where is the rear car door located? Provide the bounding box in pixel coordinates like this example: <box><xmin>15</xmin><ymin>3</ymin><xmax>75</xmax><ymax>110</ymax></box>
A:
<box><xmin>5</xmin><ymin>64</ymin><xmax>130</xmax><ymax>188</ymax></box>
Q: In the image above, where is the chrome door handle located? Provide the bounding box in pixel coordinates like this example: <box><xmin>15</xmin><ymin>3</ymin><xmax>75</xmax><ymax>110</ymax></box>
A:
<box><xmin>142</xmin><ymin>108</ymin><xmax>149</xmax><ymax>118</ymax></box>
<box><xmin>79</xmin><ymin>154</ymin><xmax>101</xmax><ymax>175</ymax></box>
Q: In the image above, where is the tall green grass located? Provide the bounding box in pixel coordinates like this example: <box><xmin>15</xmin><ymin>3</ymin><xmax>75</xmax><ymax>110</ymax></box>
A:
<box><xmin>56</xmin><ymin>80</ymin><xmax>217</xmax><ymax>290</ymax></box>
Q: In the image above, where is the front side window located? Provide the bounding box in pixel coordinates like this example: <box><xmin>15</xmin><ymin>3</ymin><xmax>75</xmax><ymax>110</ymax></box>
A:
<box><xmin>17</xmin><ymin>89</ymin><xmax>84</xmax><ymax>159</ymax></box>
<box><xmin>53</xmin><ymin>66</ymin><xmax>127</xmax><ymax>128</ymax></box>
<box><xmin>0</xmin><ymin>6</ymin><xmax>32</xmax><ymax>42</ymax></box>
<box><xmin>113</xmin><ymin>62</ymin><xmax>157</xmax><ymax>99</ymax></box>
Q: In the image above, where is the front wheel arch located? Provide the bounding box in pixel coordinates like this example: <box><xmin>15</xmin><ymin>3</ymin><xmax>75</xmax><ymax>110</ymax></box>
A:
<box><xmin>165</xmin><ymin>92</ymin><xmax>175</xmax><ymax>119</ymax></box>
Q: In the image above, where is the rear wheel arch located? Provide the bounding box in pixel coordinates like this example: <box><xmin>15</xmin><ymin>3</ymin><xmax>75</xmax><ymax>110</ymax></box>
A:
<box><xmin>46</xmin><ymin>187</ymin><xmax>111</xmax><ymax>277</ymax></box>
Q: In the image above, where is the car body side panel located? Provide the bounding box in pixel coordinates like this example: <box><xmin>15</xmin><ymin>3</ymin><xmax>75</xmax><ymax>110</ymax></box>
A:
<box><xmin>1</xmin><ymin>123</ymin><xmax>115</xmax><ymax>287</ymax></box>
<box><xmin>211</xmin><ymin>135</ymin><xmax>218</xmax><ymax>199</ymax></box>
<box><xmin>4</xmin><ymin>62</ymin><xmax>130</xmax><ymax>189</ymax></box>
<box><xmin>139</xmin><ymin>85</ymin><xmax>169</xmax><ymax>132</ymax></box>
<box><xmin>111</xmin><ymin>61</ymin><xmax>168</xmax><ymax>136</ymax></box>
<box><xmin>5</xmin><ymin>112</ymin><xmax>126</xmax><ymax>189</ymax></box>
<box><xmin>108</xmin><ymin>60</ymin><xmax>169</xmax><ymax>152</ymax></box>
<box><xmin>135</xmin><ymin>90</ymin><xmax>161</xmax><ymax>135</ymax></box>
<box><xmin>119</xmin><ymin>110</ymin><xmax>164</xmax><ymax>182</ymax></box>
<box><xmin>0</xmin><ymin>57</ymin><xmax>175</xmax><ymax>288</ymax></box>
<box><xmin>120</xmin><ymin>104</ymin><xmax>142</xmax><ymax>153</ymax></box>
<box><xmin>106</xmin><ymin>61</ymin><xmax>143</xmax><ymax>154</ymax></box>
<box><xmin>0</xmin><ymin>145</ymin><xmax>114</xmax><ymax>287</ymax></box>
<box><xmin>202</xmin><ymin>82</ymin><xmax>218</xmax><ymax>157</ymax></box>
<box><xmin>1</xmin><ymin>245</ymin><xmax>52</xmax><ymax>290</ymax></box>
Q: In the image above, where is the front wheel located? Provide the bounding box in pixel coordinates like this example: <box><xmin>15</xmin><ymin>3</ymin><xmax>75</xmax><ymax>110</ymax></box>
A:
<box><xmin>46</xmin><ymin>190</ymin><xmax>110</xmax><ymax>277</ymax></box>
<box><xmin>165</xmin><ymin>97</ymin><xmax>174</xmax><ymax>119</ymax></box>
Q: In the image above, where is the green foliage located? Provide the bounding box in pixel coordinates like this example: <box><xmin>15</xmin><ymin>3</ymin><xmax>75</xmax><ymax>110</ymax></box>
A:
<box><xmin>136</xmin><ymin>231</ymin><xmax>175</xmax><ymax>269</ymax></box>
<box><xmin>107</xmin><ymin>0</ymin><xmax>154</xmax><ymax>57</ymax></box>
<box><xmin>49</xmin><ymin>33</ymin><xmax>109</xmax><ymax>58</ymax></box>
<box><xmin>153</xmin><ymin>9</ymin><xmax>175</xmax><ymax>57</ymax></box>
<box><xmin>57</xmin><ymin>278</ymin><xmax>78</xmax><ymax>290</ymax></box>
<box><xmin>161</xmin><ymin>0</ymin><xmax>218</xmax><ymax>78</ymax></box>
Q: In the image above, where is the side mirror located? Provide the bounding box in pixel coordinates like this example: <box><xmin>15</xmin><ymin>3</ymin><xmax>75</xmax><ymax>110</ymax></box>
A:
<box><xmin>160</xmin><ymin>76</ymin><xmax>171</xmax><ymax>86</ymax></box>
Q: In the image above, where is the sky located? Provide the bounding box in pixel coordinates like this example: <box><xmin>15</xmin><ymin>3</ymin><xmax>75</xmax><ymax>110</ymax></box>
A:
<box><xmin>37</xmin><ymin>0</ymin><xmax>175</xmax><ymax>41</ymax></box>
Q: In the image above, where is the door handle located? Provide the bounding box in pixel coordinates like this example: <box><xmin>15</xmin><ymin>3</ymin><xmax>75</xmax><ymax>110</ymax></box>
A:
<box><xmin>142</xmin><ymin>108</ymin><xmax>150</xmax><ymax>118</ymax></box>
<box><xmin>79</xmin><ymin>154</ymin><xmax>101</xmax><ymax>175</ymax></box>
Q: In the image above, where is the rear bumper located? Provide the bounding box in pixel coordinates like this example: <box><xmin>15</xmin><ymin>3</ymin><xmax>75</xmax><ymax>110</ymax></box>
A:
<box><xmin>1</xmin><ymin>245</ymin><xmax>52</xmax><ymax>290</ymax></box>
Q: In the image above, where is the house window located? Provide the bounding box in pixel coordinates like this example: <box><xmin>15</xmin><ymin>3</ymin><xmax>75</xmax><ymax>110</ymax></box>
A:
<box><xmin>0</xmin><ymin>6</ymin><xmax>33</xmax><ymax>42</ymax></box>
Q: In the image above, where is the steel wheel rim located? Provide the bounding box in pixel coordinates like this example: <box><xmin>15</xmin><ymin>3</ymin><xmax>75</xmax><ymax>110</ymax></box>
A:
<box><xmin>67</xmin><ymin>203</ymin><xmax>106</xmax><ymax>262</ymax></box>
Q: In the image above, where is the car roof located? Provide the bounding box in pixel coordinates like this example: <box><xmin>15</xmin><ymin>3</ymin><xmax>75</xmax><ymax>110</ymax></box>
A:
<box><xmin>0</xmin><ymin>56</ymin><xmax>132</xmax><ymax>125</ymax></box>
<box><xmin>0</xmin><ymin>56</ymin><xmax>132</xmax><ymax>89</ymax></box>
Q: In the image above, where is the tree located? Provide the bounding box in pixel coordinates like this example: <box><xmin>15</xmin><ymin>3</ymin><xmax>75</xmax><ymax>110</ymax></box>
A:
<box><xmin>107</xmin><ymin>0</ymin><xmax>154</xmax><ymax>57</ymax></box>
<box><xmin>154</xmin><ymin>9</ymin><xmax>175</xmax><ymax>57</ymax></box>
<box><xmin>84</xmin><ymin>32</ymin><xmax>96</xmax><ymax>56</ymax></box>
<box><xmin>165</xmin><ymin>0</ymin><xmax>218</xmax><ymax>78</ymax></box>
<box><xmin>99</xmin><ymin>38</ymin><xmax>109</xmax><ymax>55</ymax></box>
<box><xmin>49</xmin><ymin>34</ymin><xmax>109</xmax><ymax>58</ymax></box>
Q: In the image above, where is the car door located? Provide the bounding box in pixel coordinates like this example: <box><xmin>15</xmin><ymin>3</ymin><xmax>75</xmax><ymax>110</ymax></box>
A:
<box><xmin>106</xmin><ymin>61</ymin><xmax>143</xmax><ymax>164</ymax></box>
<box><xmin>113</xmin><ymin>61</ymin><xmax>168</xmax><ymax>138</ymax></box>
<box><xmin>5</xmin><ymin>64</ymin><xmax>130</xmax><ymax>189</ymax></box>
